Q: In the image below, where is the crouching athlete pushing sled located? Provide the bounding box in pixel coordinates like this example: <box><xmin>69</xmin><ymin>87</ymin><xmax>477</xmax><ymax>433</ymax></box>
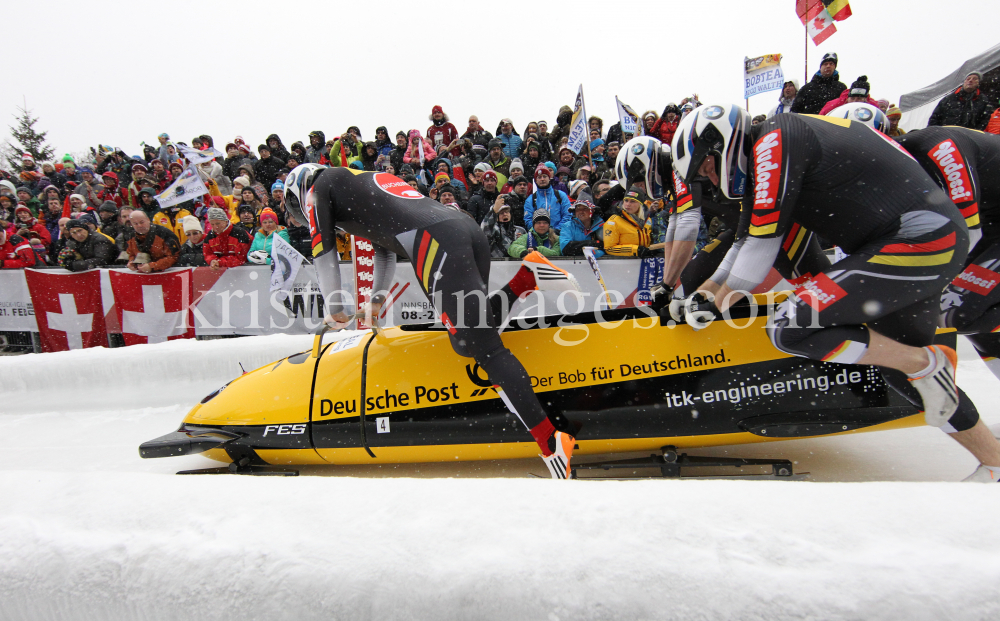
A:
<box><xmin>664</xmin><ymin>104</ymin><xmax>1000</xmax><ymax>482</ymax></box>
<box><xmin>282</xmin><ymin>164</ymin><xmax>581</xmax><ymax>479</ymax></box>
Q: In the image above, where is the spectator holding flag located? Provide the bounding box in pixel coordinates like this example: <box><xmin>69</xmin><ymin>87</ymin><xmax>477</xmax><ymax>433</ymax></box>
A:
<box><xmin>768</xmin><ymin>80</ymin><xmax>799</xmax><ymax>116</ymax></box>
<box><xmin>247</xmin><ymin>208</ymin><xmax>290</xmax><ymax>265</ymax></box>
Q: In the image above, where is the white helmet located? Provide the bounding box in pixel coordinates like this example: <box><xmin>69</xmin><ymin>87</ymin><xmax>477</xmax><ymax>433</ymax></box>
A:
<box><xmin>614</xmin><ymin>136</ymin><xmax>671</xmax><ymax>199</ymax></box>
<box><xmin>827</xmin><ymin>102</ymin><xmax>890</xmax><ymax>134</ymax></box>
<box><xmin>671</xmin><ymin>103</ymin><xmax>751</xmax><ymax>200</ymax></box>
<box><xmin>283</xmin><ymin>163</ymin><xmax>326</xmax><ymax>227</ymax></box>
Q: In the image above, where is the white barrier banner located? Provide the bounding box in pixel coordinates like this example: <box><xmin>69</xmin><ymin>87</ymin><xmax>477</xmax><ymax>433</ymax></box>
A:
<box><xmin>1</xmin><ymin>259</ymin><xmax>681</xmax><ymax>337</ymax></box>
<box><xmin>0</xmin><ymin>270</ymin><xmax>36</xmax><ymax>331</ymax></box>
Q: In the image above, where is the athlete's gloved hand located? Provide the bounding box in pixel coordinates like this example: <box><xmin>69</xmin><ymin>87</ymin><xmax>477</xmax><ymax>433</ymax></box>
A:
<box><xmin>668</xmin><ymin>292</ymin><xmax>688</xmax><ymax>323</ymax></box>
<box><xmin>649</xmin><ymin>281</ymin><xmax>674</xmax><ymax>313</ymax></box>
<box><xmin>324</xmin><ymin>311</ymin><xmax>353</xmax><ymax>331</ymax></box>
<box><xmin>683</xmin><ymin>291</ymin><xmax>718</xmax><ymax>331</ymax></box>
<box><xmin>636</xmin><ymin>246</ymin><xmax>658</xmax><ymax>258</ymax></box>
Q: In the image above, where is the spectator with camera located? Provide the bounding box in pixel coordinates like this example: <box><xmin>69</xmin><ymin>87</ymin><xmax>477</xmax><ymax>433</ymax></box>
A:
<box><xmin>0</xmin><ymin>227</ymin><xmax>36</xmax><ymax>268</ymax></box>
<box><xmin>466</xmin><ymin>170</ymin><xmax>502</xmax><ymax>223</ymax></box>
<box><xmin>481</xmin><ymin>195</ymin><xmax>525</xmax><ymax>258</ymax></box>
<box><xmin>12</xmin><ymin>205</ymin><xmax>50</xmax><ymax>248</ymax></box>
<box><xmin>57</xmin><ymin>219</ymin><xmax>116</xmax><ymax>271</ymax></box>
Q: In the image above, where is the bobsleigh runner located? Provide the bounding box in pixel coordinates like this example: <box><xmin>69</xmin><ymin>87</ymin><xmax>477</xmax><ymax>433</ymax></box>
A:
<box><xmin>140</xmin><ymin>293</ymin><xmax>954</xmax><ymax>479</ymax></box>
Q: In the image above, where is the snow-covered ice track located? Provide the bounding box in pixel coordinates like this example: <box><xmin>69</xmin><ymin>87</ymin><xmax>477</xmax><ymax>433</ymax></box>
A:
<box><xmin>1</xmin><ymin>334</ymin><xmax>998</xmax><ymax>620</ymax></box>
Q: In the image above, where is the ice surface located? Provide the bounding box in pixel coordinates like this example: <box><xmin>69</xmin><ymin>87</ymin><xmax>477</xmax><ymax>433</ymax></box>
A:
<box><xmin>1</xmin><ymin>334</ymin><xmax>999</xmax><ymax>620</ymax></box>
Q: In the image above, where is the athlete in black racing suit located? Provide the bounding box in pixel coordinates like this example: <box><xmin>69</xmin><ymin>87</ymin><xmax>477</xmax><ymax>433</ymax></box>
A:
<box><xmin>283</xmin><ymin>166</ymin><xmax>578</xmax><ymax>478</ymax></box>
<box><xmin>674</xmin><ymin>110</ymin><xmax>969</xmax><ymax>439</ymax></box>
<box><xmin>898</xmin><ymin>126</ymin><xmax>1000</xmax><ymax>481</ymax></box>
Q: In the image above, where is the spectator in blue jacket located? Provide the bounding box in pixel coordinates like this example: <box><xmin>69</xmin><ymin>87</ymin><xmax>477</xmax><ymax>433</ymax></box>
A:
<box><xmin>497</xmin><ymin>118</ymin><xmax>523</xmax><ymax>160</ymax></box>
<box><xmin>523</xmin><ymin>166</ymin><xmax>571</xmax><ymax>232</ymax></box>
<box><xmin>559</xmin><ymin>200</ymin><xmax>605</xmax><ymax>257</ymax></box>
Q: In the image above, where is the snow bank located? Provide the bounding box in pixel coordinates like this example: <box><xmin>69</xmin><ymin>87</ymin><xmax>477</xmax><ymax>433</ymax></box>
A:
<box><xmin>2</xmin><ymin>335</ymin><xmax>1000</xmax><ymax>620</ymax></box>
<box><xmin>1</xmin><ymin>474</ymin><xmax>998</xmax><ymax>621</ymax></box>
<box><xmin>0</xmin><ymin>332</ymin><xmax>364</xmax><ymax>414</ymax></box>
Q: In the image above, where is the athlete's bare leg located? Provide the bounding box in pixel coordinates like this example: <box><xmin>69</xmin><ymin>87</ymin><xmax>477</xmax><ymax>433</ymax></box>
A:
<box><xmin>949</xmin><ymin>419</ymin><xmax>1000</xmax><ymax>468</ymax></box>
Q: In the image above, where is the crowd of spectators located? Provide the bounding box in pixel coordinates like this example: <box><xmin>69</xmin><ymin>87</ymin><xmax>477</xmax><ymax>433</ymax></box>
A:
<box><xmin>2</xmin><ymin>52</ymin><xmax>999</xmax><ymax>273</ymax></box>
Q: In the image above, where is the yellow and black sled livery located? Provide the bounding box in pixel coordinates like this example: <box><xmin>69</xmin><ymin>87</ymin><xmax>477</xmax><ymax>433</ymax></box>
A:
<box><xmin>140</xmin><ymin>297</ymin><xmax>950</xmax><ymax>473</ymax></box>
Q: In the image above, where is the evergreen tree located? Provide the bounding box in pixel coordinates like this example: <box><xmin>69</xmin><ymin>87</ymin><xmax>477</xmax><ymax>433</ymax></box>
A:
<box><xmin>3</xmin><ymin>104</ymin><xmax>55</xmax><ymax>173</ymax></box>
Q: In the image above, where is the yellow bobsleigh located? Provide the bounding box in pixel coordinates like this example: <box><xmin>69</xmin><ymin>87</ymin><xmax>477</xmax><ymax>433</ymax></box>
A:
<box><xmin>140</xmin><ymin>297</ymin><xmax>947</xmax><ymax>475</ymax></box>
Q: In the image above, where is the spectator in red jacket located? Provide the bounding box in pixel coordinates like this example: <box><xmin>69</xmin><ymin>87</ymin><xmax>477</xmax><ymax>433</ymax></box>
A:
<box><xmin>649</xmin><ymin>104</ymin><xmax>680</xmax><ymax>145</ymax></box>
<box><xmin>0</xmin><ymin>227</ymin><xmax>37</xmax><ymax>268</ymax></box>
<box><xmin>98</xmin><ymin>172</ymin><xmax>124</xmax><ymax>208</ymax></box>
<box><xmin>202</xmin><ymin>206</ymin><xmax>251</xmax><ymax>270</ymax></box>
<box><xmin>426</xmin><ymin>105</ymin><xmax>460</xmax><ymax>156</ymax></box>
<box><xmin>13</xmin><ymin>205</ymin><xmax>51</xmax><ymax>248</ymax></box>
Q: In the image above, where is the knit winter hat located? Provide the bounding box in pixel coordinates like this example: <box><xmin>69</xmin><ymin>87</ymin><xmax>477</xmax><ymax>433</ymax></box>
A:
<box><xmin>69</xmin><ymin>193</ymin><xmax>87</xmax><ymax>204</ymax></box>
<box><xmin>132</xmin><ymin>163</ymin><xmax>148</xmax><ymax>173</ymax></box>
<box><xmin>509</xmin><ymin>158</ymin><xmax>524</xmax><ymax>173</ymax></box>
<box><xmin>532</xmin><ymin>209</ymin><xmax>550</xmax><ymax>223</ymax></box>
<box><xmin>473</xmin><ymin>162</ymin><xmax>492</xmax><ymax>174</ymax></box>
<box><xmin>98</xmin><ymin>201</ymin><xmax>118</xmax><ymax>214</ymax></box>
<box><xmin>233</xmin><ymin>176</ymin><xmax>251</xmax><ymax>188</ymax></box>
<box><xmin>568</xmin><ymin>180</ymin><xmax>588</xmax><ymax>198</ymax></box>
<box><xmin>434</xmin><ymin>172</ymin><xmax>450</xmax><ymax>183</ymax></box>
<box><xmin>821</xmin><ymin>52</ymin><xmax>838</xmax><ymax>67</ymax></box>
<box><xmin>207</xmin><ymin>207</ymin><xmax>228</xmax><ymax>221</ymax></box>
<box><xmin>259</xmin><ymin>208</ymin><xmax>279</xmax><ymax>224</ymax></box>
<box><xmin>849</xmin><ymin>76</ymin><xmax>870</xmax><ymax>97</ymax></box>
<box><xmin>271</xmin><ymin>181</ymin><xmax>284</xmax><ymax>192</ymax></box>
<box><xmin>238</xmin><ymin>144</ymin><xmax>251</xmax><ymax>155</ymax></box>
<box><xmin>534</xmin><ymin>166</ymin><xmax>552</xmax><ymax>179</ymax></box>
<box><xmin>21</xmin><ymin>153</ymin><xmax>34</xmax><ymax>163</ymax></box>
<box><xmin>482</xmin><ymin>170</ymin><xmax>498</xmax><ymax>183</ymax></box>
<box><xmin>886</xmin><ymin>105</ymin><xmax>903</xmax><ymax>119</ymax></box>
<box><xmin>181</xmin><ymin>215</ymin><xmax>203</xmax><ymax>233</ymax></box>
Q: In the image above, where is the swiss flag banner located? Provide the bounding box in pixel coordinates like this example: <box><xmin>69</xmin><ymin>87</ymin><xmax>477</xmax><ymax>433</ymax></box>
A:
<box><xmin>109</xmin><ymin>269</ymin><xmax>195</xmax><ymax>346</ymax></box>
<box><xmin>24</xmin><ymin>269</ymin><xmax>108</xmax><ymax>352</ymax></box>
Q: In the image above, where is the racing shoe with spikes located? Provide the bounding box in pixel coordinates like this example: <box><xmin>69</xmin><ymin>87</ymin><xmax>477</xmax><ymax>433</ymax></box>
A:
<box><xmin>908</xmin><ymin>345</ymin><xmax>960</xmax><ymax>427</ymax></box>
<box><xmin>522</xmin><ymin>251</ymin><xmax>581</xmax><ymax>293</ymax></box>
<box><xmin>541</xmin><ymin>431</ymin><xmax>576</xmax><ymax>480</ymax></box>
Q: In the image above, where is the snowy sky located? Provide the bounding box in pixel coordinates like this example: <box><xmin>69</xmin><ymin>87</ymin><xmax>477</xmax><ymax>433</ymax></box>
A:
<box><xmin>3</xmin><ymin>0</ymin><xmax>995</xmax><ymax>157</ymax></box>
